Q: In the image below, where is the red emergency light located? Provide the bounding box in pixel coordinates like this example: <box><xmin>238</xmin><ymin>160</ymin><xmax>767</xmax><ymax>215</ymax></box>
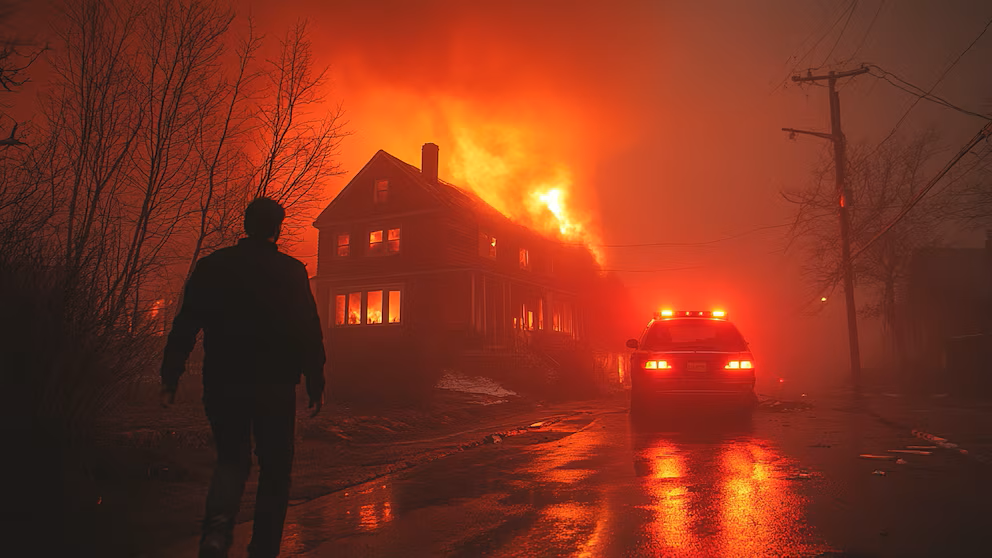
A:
<box><xmin>654</xmin><ymin>309</ymin><xmax>728</xmax><ymax>320</ymax></box>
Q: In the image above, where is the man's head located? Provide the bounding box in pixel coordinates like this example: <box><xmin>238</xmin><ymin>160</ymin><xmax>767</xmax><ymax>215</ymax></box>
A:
<box><xmin>244</xmin><ymin>197</ymin><xmax>285</xmax><ymax>241</ymax></box>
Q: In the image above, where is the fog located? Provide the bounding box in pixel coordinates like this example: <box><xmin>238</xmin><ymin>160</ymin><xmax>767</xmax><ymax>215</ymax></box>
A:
<box><xmin>18</xmin><ymin>0</ymin><xmax>992</xmax><ymax>393</ymax></box>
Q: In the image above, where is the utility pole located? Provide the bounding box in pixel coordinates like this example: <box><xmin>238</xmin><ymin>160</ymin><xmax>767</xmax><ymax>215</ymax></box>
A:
<box><xmin>783</xmin><ymin>66</ymin><xmax>869</xmax><ymax>393</ymax></box>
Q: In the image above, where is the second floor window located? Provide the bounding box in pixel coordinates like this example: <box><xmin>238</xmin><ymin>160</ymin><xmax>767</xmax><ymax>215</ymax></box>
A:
<box><xmin>387</xmin><ymin>228</ymin><xmax>401</xmax><ymax>253</ymax></box>
<box><xmin>336</xmin><ymin>233</ymin><xmax>350</xmax><ymax>257</ymax></box>
<box><xmin>480</xmin><ymin>233</ymin><xmax>497</xmax><ymax>259</ymax></box>
<box><xmin>519</xmin><ymin>248</ymin><xmax>530</xmax><ymax>270</ymax></box>
<box><xmin>369</xmin><ymin>230</ymin><xmax>384</xmax><ymax>254</ymax></box>
<box><xmin>368</xmin><ymin>227</ymin><xmax>401</xmax><ymax>255</ymax></box>
<box><xmin>374</xmin><ymin>179</ymin><xmax>389</xmax><ymax>204</ymax></box>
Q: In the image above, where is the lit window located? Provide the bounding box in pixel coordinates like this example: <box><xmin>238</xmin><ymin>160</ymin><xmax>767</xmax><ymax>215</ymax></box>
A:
<box><xmin>519</xmin><ymin>248</ymin><xmax>530</xmax><ymax>270</ymax></box>
<box><xmin>387</xmin><ymin>228</ymin><xmax>401</xmax><ymax>253</ymax></box>
<box><xmin>336</xmin><ymin>233</ymin><xmax>350</xmax><ymax>257</ymax></box>
<box><xmin>347</xmin><ymin>292</ymin><xmax>362</xmax><ymax>324</ymax></box>
<box><xmin>388</xmin><ymin>290</ymin><xmax>401</xmax><ymax>323</ymax></box>
<box><xmin>334</xmin><ymin>294</ymin><xmax>345</xmax><ymax>325</ymax></box>
<box><xmin>527</xmin><ymin>311</ymin><xmax>534</xmax><ymax>331</ymax></box>
<box><xmin>367</xmin><ymin>290</ymin><xmax>383</xmax><ymax>324</ymax></box>
<box><xmin>480</xmin><ymin>233</ymin><xmax>497</xmax><ymax>259</ymax></box>
<box><xmin>369</xmin><ymin>230</ymin><xmax>384</xmax><ymax>254</ymax></box>
<box><xmin>538</xmin><ymin>299</ymin><xmax>544</xmax><ymax>330</ymax></box>
<box><xmin>374</xmin><ymin>179</ymin><xmax>389</xmax><ymax>204</ymax></box>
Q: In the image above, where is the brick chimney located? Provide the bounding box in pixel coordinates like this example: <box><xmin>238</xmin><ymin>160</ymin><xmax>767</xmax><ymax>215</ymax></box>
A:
<box><xmin>422</xmin><ymin>142</ymin><xmax>439</xmax><ymax>184</ymax></box>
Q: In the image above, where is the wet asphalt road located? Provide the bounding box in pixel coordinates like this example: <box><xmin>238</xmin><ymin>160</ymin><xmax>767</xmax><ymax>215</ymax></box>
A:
<box><xmin>162</xmin><ymin>396</ymin><xmax>992</xmax><ymax>557</ymax></box>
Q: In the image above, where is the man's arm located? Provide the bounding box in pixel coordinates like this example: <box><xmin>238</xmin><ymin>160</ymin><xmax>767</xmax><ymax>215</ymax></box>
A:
<box><xmin>295</xmin><ymin>263</ymin><xmax>326</xmax><ymax>414</ymax></box>
<box><xmin>161</xmin><ymin>259</ymin><xmax>210</xmax><ymax>396</ymax></box>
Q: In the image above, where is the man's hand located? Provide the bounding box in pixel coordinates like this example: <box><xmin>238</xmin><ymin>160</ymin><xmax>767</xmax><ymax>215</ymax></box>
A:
<box><xmin>308</xmin><ymin>391</ymin><xmax>324</xmax><ymax>417</ymax></box>
<box><xmin>160</xmin><ymin>386</ymin><xmax>177</xmax><ymax>408</ymax></box>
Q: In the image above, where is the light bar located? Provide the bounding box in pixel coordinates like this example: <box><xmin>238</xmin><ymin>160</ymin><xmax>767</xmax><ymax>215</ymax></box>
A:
<box><xmin>655</xmin><ymin>310</ymin><xmax>729</xmax><ymax>319</ymax></box>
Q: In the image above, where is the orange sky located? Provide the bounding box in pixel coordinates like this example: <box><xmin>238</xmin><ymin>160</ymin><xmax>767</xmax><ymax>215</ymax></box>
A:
<box><xmin>19</xmin><ymin>0</ymin><xmax>992</xmax><ymax>390</ymax></box>
<box><xmin>250</xmin><ymin>0</ymin><xmax>992</xmax><ymax>392</ymax></box>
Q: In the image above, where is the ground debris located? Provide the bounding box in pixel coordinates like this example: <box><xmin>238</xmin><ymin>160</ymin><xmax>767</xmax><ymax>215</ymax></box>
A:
<box><xmin>783</xmin><ymin>469</ymin><xmax>815</xmax><ymax>481</ymax></box>
<box><xmin>859</xmin><ymin>454</ymin><xmax>897</xmax><ymax>460</ymax></box>
<box><xmin>758</xmin><ymin>398</ymin><xmax>813</xmax><ymax>413</ymax></box>
<box><xmin>888</xmin><ymin>449</ymin><xmax>932</xmax><ymax>455</ymax></box>
<box><xmin>872</xmin><ymin>469</ymin><xmax>887</xmax><ymax>476</ymax></box>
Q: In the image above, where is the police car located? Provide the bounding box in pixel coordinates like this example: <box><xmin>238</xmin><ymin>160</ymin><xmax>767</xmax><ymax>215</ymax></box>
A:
<box><xmin>626</xmin><ymin>310</ymin><xmax>757</xmax><ymax>415</ymax></box>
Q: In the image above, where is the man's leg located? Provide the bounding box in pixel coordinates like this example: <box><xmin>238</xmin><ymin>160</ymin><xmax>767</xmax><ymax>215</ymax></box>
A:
<box><xmin>201</xmin><ymin>387</ymin><xmax>253</xmax><ymax>558</ymax></box>
<box><xmin>246</xmin><ymin>384</ymin><xmax>296</xmax><ymax>558</ymax></box>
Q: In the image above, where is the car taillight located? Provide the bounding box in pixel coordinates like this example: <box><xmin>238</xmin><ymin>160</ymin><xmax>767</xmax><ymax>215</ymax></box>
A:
<box><xmin>644</xmin><ymin>360</ymin><xmax>672</xmax><ymax>370</ymax></box>
<box><xmin>725</xmin><ymin>360</ymin><xmax>753</xmax><ymax>370</ymax></box>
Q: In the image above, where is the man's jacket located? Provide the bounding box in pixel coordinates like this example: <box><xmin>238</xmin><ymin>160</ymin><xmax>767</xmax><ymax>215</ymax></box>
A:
<box><xmin>162</xmin><ymin>237</ymin><xmax>325</xmax><ymax>396</ymax></box>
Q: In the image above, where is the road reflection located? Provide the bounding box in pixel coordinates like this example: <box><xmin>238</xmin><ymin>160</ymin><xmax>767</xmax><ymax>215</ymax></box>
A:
<box><xmin>632</xmin><ymin>413</ymin><xmax>828</xmax><ymax>557</ymax></box>
<box><xmin>279</xmin><ymin>480</ymin><xmax>396</xmax><ymax>554</ymax></box>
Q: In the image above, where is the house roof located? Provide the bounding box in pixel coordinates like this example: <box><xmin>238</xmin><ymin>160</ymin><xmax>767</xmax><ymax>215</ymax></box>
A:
<box><xmin>315</xmin><ymin>149</ymin><xmax>547</xmax><ymax>240</ymax></box>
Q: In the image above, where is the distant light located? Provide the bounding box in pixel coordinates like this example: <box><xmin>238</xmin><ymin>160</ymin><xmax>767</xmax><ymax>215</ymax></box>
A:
<box><xmin>820</xmin><ymin>296</ymin><xmax>828</xmax><ymax>303</ymax></box>
<box><xmin>778</xmin><ymin>378</ymin><xmax>785</xmax><ymax>383</ymax></box>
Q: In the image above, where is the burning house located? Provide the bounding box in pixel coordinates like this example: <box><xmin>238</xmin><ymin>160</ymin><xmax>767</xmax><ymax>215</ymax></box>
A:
<box><xmin>311</xmin><ymin>143</ymin><xmax>624</xmax><ymax>397</ymax></box>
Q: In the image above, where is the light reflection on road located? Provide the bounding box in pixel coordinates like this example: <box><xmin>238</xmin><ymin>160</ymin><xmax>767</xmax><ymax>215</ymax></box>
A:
<box><xmin>633</xmin><ymin>417</ymin><xmax>830</xmax><ymax>557</ymax></box>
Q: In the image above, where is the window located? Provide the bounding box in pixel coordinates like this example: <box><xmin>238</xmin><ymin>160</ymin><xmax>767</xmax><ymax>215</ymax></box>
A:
<box><xmin>388</xmin><ymin>290</ymin><xmax>401</xmax><ymax>323</ymax></box>
<box><xmin>368</xmin><ymin>227</ymin><xmax>401</xmax><ymax>256</ymax></box>
<box><xmin>374</xmin><ymin>179</ymin><xmax>389</xmax><ymax>204</ymax></box>
<box><xmin>538</xmin><ymin>298</ymin><xmax>544</xmax><ymax>330</ymax></box>
<box><xmin>519</xmin><ymin>248</ymin><xmax>530</xmax><ymax>270</ymax></box>
<box><xmin>334</xmin><ymin>288</ymin><xmax>403</xmax><ymax>326</ymax></box>
<box><xmin>347</xmin><ymin>292</ymin><xmax>362</xmax><ymax>324</ymax></box>
<box><xmin>336</xmin><ymin>233</ymin><xmax>350</xmax><ymax>257</ymax></box>
<box><xmin>334</xmin><ymin>294</ymin><xmax>346</xmax><ymax>325</ymax></box>
<box><xmin>387</xmin><ymin>228</ymin><xmax>401</xmax><ymax>253</ymax></box>
<box><xmin>367</xmin><ymin>290</ymin><xmax>383</xmax><ymax>324</ymax></box>
<box><xmin>480</xmin><ymin>233</ymin><xmax>497</xmax><ymax>259</ymax></box>
<box><xmin>368</xmin><ymin>230</ymin><xmax>384</xmax><ymax>255</ymax></box>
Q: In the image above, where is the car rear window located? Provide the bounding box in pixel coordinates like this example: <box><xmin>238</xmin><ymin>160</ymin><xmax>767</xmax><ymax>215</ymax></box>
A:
<box><xmin>642</xmin><ymin>320</ymin><xmax>748</xmax><ymax>351</ymax></box>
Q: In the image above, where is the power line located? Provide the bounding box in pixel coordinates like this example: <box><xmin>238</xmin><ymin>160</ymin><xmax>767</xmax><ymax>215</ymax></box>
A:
<box><xmin>869</xmin><ymin>12</ymin><xmax>992</xmax><ymax>153</ymax></box>
<box><xmin>601</xmin><ymin>265</ymin><xmax>703</xmax><ymax>274</ymax></box>
<box><xmin>578</xmin><ymin>222</ymin><xmax>792</xmax><ymax>249</ymax></box>
<box><xmin>838</xmin><ymin>0</ymin><xmax>885</xmax><ymax>66</ymax></box>
<box><xmin>819</xmin><ymin>0</ymin><xmax>859</xmax><ymax>67</ymax></box>
<box><xmin>866</xmin><ymin>64</ymin><xmax>991</xmax><ymax>120</ymax></box>
<box><xmin>771</xmin><ymin>0</ymin><xmax>859</xmax><ymax>94</ymax></box>
<box><xmin>851</xmin><ymin>121</ymin><xmax>992</xmax><ymax>261</ymax></box>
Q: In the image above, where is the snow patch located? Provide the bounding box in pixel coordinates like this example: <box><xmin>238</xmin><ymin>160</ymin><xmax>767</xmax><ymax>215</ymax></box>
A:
<box><xmin>436</xmin><ymin>371</ymin><xmax>517</xmax><ymax>398</ymax></box>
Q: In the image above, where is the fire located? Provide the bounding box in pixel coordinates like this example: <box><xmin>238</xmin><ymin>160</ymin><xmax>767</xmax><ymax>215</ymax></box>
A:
<box><xmin>533</xmin><ymin>187</ymin><xmax>582</xmax><ymax>238</ymax></box>
<box><xmin>447</xmin><ymin>124</ymin><xmax>601</xmax><ymax>262</ymax></box>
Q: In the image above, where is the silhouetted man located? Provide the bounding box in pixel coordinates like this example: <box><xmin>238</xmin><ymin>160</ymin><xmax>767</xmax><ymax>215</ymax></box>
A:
<box><xmin>161</xmin><ymin>197</ymin><xmax>325</xmax><ymax>558</ymax></box>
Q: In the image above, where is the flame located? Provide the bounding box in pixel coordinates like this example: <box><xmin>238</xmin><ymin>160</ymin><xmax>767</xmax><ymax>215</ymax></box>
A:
<box><xmin>447</xmin><ymin>124</ymin><xmax>601</xmax><ymax>262</ymax></box>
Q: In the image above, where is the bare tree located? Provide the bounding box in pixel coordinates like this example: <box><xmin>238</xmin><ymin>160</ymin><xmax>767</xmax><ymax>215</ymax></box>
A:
<box><xmin>784</xmin><ymin>131</ymin><xmax>949</xmax><ymax>353</ymax></box>
<box><xmin>251</xmin><ymin>20</ymin><xmax>347</xmax><ymax>244</ymax></box>
<box><xmin>179</xmin><ymin>21</ymin><xmax>262</xmax><ymax>297</ymax></box>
